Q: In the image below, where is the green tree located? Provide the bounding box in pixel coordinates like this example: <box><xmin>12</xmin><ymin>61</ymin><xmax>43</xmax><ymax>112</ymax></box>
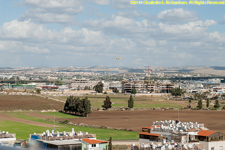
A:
<box><xmin>214</xmin><ymin>100</ymin><xmax>220</xmax><ymax>109</ymax></box>
<box><xmin>197</xmin><ymin>99</ymin><xmax>202</xmax><ymax>109</ymax></box>
<box><xmin>64</xmin><ymin>96</ymin><xmax>71</xmax><ymax>112</ymax></box>
<box><xmin>128</xmin><ymin>95</ymin><xmax>134</xmax><ymax>108</ymax></box>
<box><xmin>170</xmin><ymin>87</ymin><xmax>184</xmax><ymax>96</ymax></box>
<box><xmin>188</xmin><ymin>99</ymin><xmax>192</xmax><ymax>108</ymax></box>
<box><xmin>83</xmin><ymin>97</ymin><xmax>91</xmax><ymax>117</ymax></box>
<box><xmin>113</xmin><ymin>88</ymin><xmax>119</xmax><ymax>93</ymax></box>
<box><xmin>131</xmin><ymin>88</ymin><xmax>137</xmax><ymax>95</ymax></box>
<box><xmin>36</xmin><ymin>89</ymin><xmax>41</xmax><ymax>94</ymax></box>
<box><xmin>108</xmin><ymin>137</ymin><xmax>112</xmax><ymax>150</ymax></box>
<box><xmin>102</xmin><ymin>96</ymin><xmax>112</xmax><ymax>110</ymax></box>
<box><xmin>64</xmin><ymin>96</ymin><xmax>91</xmax><ymax>116</ymax></box>
<box><xmin>55</xmin><ymin>80</ymin><xmax>64</xmax><ymax>86</ymax></box>
<box><xmin>206</xmin><ymin>99</ymin><xmax>210</xmax><ymax>108</ymax></box>
<box><xmin>93</xmin><ymin>82</ymin><xmax>104</xmax><ymax>93</ymax></box>
<box><xmin>211</xmin><ymin>95</ymin><xmax>219</xmax><ymax>100</ymax></box>
<box><xmin>84</xmin><ymin>86</ymin><xmax>89</xmax><ymax>90</ymax></box>
<box><xmin>222</xmin><ymin>93</ymin><xmax>225</xmax><ymax>99</ymax></box>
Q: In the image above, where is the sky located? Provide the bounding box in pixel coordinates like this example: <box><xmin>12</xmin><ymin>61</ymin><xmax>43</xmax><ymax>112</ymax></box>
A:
<box><xmin>0</xmin><ymin>0</ymin><xmax>224</xmax><ymax>68</ymax></box>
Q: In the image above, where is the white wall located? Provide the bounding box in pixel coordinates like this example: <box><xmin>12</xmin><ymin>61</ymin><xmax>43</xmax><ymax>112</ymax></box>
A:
<box><xmin>88</xmin><ymin>143</ymin><xmax>100</xmax><ymax>150</ymax></box>
<box><xmin>200</xmin><ymin>141</ymin><xmax>225</xmax><ymax>150</ymax></box>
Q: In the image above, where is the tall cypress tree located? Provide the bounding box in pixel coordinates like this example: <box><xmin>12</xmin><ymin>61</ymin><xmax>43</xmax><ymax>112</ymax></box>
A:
<box><xmin>214</xmin><ymin>100</ymin><xmax>220</xmax><ymax>109</ymax></box>
<box><xmin>197</xmin><ymin>99</ymin><xmax>202</xmax><ymax>109</ymax></box>
<box><xmin>102</xmin><ymin>96</ymin><xmax>112</xmax><ymax>110</ymax></box>
<box><xmin>108</xmin><ymin>137</ymin><xmax>112</xmax><ymax>150</ymax></box>
<box><xmin>128</xmin><ymin>95</ymin><xmax>134</xmax><ymax>108</ymax></box>
<box><xmin>83</xmin><ymin>97</ymin><xmax>91</xmax><ymax>117</ymax></box>
<box><xmin>64</xmin><ymin>97</ymin><xmax>70</xmax><ymax>112</ymax></box>
<box><xmin>206</xmin><ymin>99</ymin><xmax>210</xmax><ymax>108</ymax></box>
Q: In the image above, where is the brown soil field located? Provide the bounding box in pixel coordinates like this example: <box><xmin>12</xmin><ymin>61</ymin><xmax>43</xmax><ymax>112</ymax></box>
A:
<box><xmin>57</xmin><ymin>110</ymin><xmax>225</xmax><ymax>134</ymax></box>
<box><xmin>0</xmin><ymin>95</ymin><xmax>64</xmax><ymax>111</ymax></box>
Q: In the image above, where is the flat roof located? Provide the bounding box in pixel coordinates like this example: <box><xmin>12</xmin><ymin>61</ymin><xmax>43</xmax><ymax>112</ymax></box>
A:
<box><xmin>37</xmin><ymin>140</ymin><xmax>82</xmax><ymax>146</ymax></box>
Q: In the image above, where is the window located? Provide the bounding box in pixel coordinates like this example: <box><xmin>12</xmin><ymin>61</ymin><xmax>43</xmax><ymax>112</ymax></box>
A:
<box><xmin>220</xmin><ymin>146</ymin><xmax>223</xmax><ymax>150</ymax></box>
<box><xmin>211</xmin><ymin>147</ymin><xmax>214</xmax><ymax>150</ymax></box>
<box><xmin>92</xmin><ymin>144</ymin><xmax>96</xmax><ymax>147</ymax></box>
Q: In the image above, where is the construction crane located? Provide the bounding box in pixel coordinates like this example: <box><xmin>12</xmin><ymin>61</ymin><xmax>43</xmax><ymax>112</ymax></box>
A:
<box><xmin>145</xmin><ymin>66</ymin><xmax>152</xmax><ymax>85</ymax></box>
<box><xmin>148</xmin><ymin>66</ymin><xmax>152</xmax><ymax>85</ymax></box>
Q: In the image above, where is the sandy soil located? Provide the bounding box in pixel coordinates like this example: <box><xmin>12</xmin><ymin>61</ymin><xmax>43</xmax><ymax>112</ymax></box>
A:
<box><xmin>56</xmin><ymin>110</ymin><xmax>225</xmax><ymax>133</ymax></box>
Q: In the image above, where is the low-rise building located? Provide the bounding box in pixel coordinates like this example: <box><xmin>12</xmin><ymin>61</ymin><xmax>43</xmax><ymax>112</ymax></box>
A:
<box><xmin>139</xmin><ymin>120</ymin><xmax>225</xmax><ymax>150</ymax></box>
<box><xmin>0</xmin><ymin>131</ymin><xmax>16</xmax><ymax>147</ymax></box>
<box><xmin>29</xmin><ymin>129</ymin><xmax>96</xmax><ymax>150</ymax></box>
<box><xmin>68</xmin><ymin>79</ymin><xmax>98</xmax><ymax>90</ymax></box>
<box><xmin>82</xmin><ymin>139</ymin><xmax>108</xmax><ymax>150</ymax></box>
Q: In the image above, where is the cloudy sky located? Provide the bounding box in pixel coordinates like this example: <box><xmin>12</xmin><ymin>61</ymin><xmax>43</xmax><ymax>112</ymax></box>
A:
<box><xmin>0</xmin><ymin>0</ymin><xmax>225</xmax><ymax>67</ymax></box>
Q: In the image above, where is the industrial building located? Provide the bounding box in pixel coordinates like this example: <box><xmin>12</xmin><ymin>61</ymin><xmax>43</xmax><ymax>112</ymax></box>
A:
<box><xmin>139</xmin><ymin>120</ymin><xmax>225</xmax><ymax>150</ymax></box>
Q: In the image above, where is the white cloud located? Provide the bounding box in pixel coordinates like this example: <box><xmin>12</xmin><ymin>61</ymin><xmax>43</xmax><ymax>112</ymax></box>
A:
<box><xmin>0</xmin><ymin>20</ymin><xmax>56</xmax><ymax>41</ymax></box>
<box><xmin>158</xmin><ymin>20</ymin><xmax>217</xmax><ymax>40</ymax></box>
<box><xmin>85</xmin><ymin>14</ymin><xmax>217</xmax><ymax>42</ymax></box>
<box><xmin>0</xmin><ymin>20</ymin><xmax>110</xmax><ymax>54</ymax></box>
<box><xmin>21</xmin><ymin>0</ymin><xmax>83</xmax><ymax>24</ymax></box>
<box><xmin>117</xmin><ymin>11</ymin><xmax>149</xmax><ymax>19</ymax></box>
<box><xmin>85</xmin><ymin>15</ymin><xmax>158</xmax><ymax>38</ymax></box>
<box><xmin>23</xmin><ymin>0</ymin><xmax>83</xmax><ymax>10</ymax></box>
<box><xmin>112</xmin><ymin>0</ymin><xmax>135</xmax><ymax>9</ymax></box>
<box><xmin>157</xmin><ymin>8</ymin><xmax>198</xmax><ymax>23</ymax></box>
<box><xmin>90</xmin><ymin>0</ymin><xmax>110</xmax><ymax>5</ymax></box>
<box><xmin>0</xmin><ymin>41</ymin><xmax>50</xmax><ymax>54</ymax></box>
<box><xmin>1</xmin><ymin>3</ymin><xmax>225</xmax><ymax>67</ymax></box>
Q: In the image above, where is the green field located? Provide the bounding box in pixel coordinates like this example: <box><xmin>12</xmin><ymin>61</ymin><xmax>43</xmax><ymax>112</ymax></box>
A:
<box><xmin>53</xmin><ymin>94</ymin><xmax>187</xmax><ymax>108</ymax></box>
<box><xmin>0</xmin><ymin>112</ymin><xmax>138</xmax><ymax>140</ymax></box>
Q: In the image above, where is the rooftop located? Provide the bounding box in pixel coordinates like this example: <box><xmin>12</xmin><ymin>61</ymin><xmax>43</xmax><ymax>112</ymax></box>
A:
<box><xmin>198</xmin><ymin>130</ymin><xmax>215</xmax><ymax>137</ymax></box>
<box><xmin>82</xmin><ymin>139</ymin><xmax>108</xmax><ymax>144</ymax></box>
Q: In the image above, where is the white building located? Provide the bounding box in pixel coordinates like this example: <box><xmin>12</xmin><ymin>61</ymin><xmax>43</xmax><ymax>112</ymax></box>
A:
<box><xmin>82</xmin><ymin>139</ymin><xmax>108</xmax><ymax>150</ymax></box>
<box><xmin>139</xmin><ymin>120</ymin><xmax>225</xmax><ymax>150</ymax></box>
<box><xmin>0</xmin><ymin>131</ymin><xmax>16</xmax><ymax>146</ymax></box>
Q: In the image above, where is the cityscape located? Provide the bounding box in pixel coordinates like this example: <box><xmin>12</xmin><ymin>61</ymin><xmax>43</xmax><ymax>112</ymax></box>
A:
<box><xmin>1</xmin><ymin>0</ymin><xmax>225</xmax><ymax>150</ymax></box>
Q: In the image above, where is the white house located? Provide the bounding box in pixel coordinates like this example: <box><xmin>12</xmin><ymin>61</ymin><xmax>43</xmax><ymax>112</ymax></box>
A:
<box><xmin>82</xmin><ymin>139</ymin><xmax>108</xmax><ymax>150</ymax></box>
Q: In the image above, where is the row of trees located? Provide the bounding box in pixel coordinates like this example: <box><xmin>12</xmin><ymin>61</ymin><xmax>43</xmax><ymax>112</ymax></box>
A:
<box><xmin>102</xmin><ymin>95</ymin><xmax>134</xmax><ymax>109</ymax></box>
<box><xmin>196</xmin><ymin>99</ymin><xmax>220</xmax><ymax>109</ymax></box>
<box><xmin>64</xmin><ymin>96</ymin><xmax>91</xmax><ymax>117</ymax></box>
<box><xmin>63</xmin><ymin>95</ymin><xmax>134</xmax><ymax>117</ymax></box>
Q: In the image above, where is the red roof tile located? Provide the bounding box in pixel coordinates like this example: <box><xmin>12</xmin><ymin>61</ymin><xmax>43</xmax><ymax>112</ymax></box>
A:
<box><xmin>139</xmin><ymin>132</ymin><xmax>160</xmax><ymax>136</ymax></box>
<box><xmin>198</xmin><ymin>130</ymin><xmax>215</xmax><ymax>136</ymax></box>
<box><xmin>82</xmin><ymin>139</ymin><xmax>108</xmax><ymax>144</ymax></box>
